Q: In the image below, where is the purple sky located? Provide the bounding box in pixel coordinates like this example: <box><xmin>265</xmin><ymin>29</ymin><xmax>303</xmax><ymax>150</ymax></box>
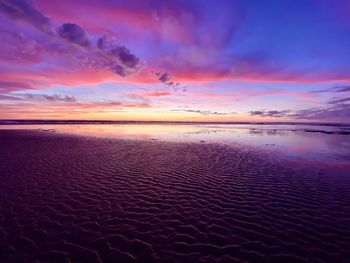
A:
<box><xmin>0</xmin><ymin>0</ymin><xmax>349</xmax><ymax>122</ymax></box>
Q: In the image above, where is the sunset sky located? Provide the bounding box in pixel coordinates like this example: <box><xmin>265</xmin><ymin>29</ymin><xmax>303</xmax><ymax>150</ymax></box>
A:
<box><xmin>0</xmin><ymin>0</ymin><xmax>349</xmax><ymax>122</ymax></box>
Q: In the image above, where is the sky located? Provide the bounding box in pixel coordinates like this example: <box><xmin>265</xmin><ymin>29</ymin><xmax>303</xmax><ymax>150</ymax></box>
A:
<box><xmin>0</xmin><ymin>0</ymin><xmax>350</xmax><ymax>122</ymax></box>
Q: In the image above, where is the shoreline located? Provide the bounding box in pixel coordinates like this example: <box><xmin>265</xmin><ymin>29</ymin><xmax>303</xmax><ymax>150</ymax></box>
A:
<box><xmin>1</xmin><ymin>119</ymin><xmax>350</xmax><ymax>127</ymax></box>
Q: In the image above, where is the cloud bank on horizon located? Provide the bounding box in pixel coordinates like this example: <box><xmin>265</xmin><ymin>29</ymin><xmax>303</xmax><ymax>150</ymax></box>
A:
<box><xmin>0</xmin><ymin>0</ymin><xmax>349</xmax><ymax>122</ymax></box>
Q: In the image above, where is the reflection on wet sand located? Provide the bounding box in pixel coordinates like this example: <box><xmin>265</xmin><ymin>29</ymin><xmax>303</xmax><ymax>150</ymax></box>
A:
<box><xmin>1</xmin><ymin>123</ymin><xmax>349</xmax><ymax>172</ymax></box>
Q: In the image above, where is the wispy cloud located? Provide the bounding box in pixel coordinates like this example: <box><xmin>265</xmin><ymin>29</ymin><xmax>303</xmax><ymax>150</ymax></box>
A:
<box><xmin>23</xmin><ymin>93</ymin><xmax>77</xmax><ymax>102</ymax></box>
<box><xmin>0</xmin><ymin>91</ymin><xmax>153</xmax><ymax>110</ymax></box>
<box><xmin>172</xmin><ymin>108</ymin><xmax>236</xmax><ymax>116</ymax></box>
<box><xmin>0</xmin><ymin>80</ymin><xmax>34</xmax><ymax>93</ymax></box>
<box><xmin>0</xmin><ymin>93</ymin><xmax>77</xmax><ymax>102</ymax></box>
<box><xmin>328</xmin><ymin>97</ymin><xmax>350</xmax><ymax>104</ymax></box>
<box><xmin>311</xmin><ymin>86</ymin><xmax>350</xmax><ymax>93</ymax></box>
<box><xmin>249</xmin><ymin>104</ymin><xmax>350</xmax><ymax>121</ymax></box>
<box><xmin>292</xmin><ymin>104</ymin><xmax>350</xmax><ymax>120</ymax></box>
<box><xmin>78</xmin><ymin>101</ymin><xmax>152</xmax><ymax>109</ymax></box>
<box><xmin>0</xmin><ymin>94</ymin><xmax>21</xmax><ymax>101</ymax></box>
<box><xmin>249</xmin><ymin>110</ymin><xmax>292</xmax><ymax>118</ymax></box>
<box><xmin>131</xmin><ymin>91</ymin><xmax>173</xmax><ymax>98</ymax></box>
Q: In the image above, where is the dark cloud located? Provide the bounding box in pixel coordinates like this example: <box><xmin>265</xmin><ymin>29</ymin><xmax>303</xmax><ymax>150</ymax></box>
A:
<box><xmin>250</xmin><ymin>111</ymin><xmax>263</xmax><ymax>116</ymax></box>
<box><xmin>1</xmin><ymin>0</ymin><xmax>143</xmax><ymax>78</ymax></box>
<box><xmin>250</xmin><ymin>110</ymin><xmax>291</xmax><ymax>117</ymax></box>
<box><xmin>153</xmin><ymin>71</ymin><xmax>187</xmax><ymax>94</ymax></box>
<box><xmin>98</xmin><ymin>37</ymin><xmax>131</xmax><ymax>61</ymax></box>
<box><xmin>96</xmin><ymin>36</ymin><xmax>105</xmax><ymax>49</ymax></box>
<box><xmin>57</xmin><ymin>23</ymin><xmax>90</xmax><ymax>47</ymax></box>
<box><xmin>0</xmin><ymin>0</ymin><xmax>52</xmax><ymax>33</ymax></box>
<box><xmin>158</xmin><ymin>73</ymin><xmax>171</xmax><ymax>83</ymax></box>
<box><xmin>112</xmin><ymin>46</ymin><xmax>140</xmax><ymax>68</ymax></box>
<box><xmin>96</xmin><ymin>36</ymin><xmax>143</xmax><ymax>76</ymax></box>
<box><xmin>112</xmin><ymin>64</ymin><xmax>127</xmax><ymax>77</ymax></box>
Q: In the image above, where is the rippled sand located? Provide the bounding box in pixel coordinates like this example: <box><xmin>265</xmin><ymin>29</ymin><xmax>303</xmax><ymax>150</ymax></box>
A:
<box><xmin>0</xmin><ymin>130</ymin><xmax>349</xmax><ymax>262</ymax></box>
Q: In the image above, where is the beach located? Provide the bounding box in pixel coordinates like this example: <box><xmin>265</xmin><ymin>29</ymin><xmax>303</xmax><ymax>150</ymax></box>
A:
<box><xmin>0</xmin><ymin>129</ymin><xmax>349</xmax><ymax>262</ymax></box>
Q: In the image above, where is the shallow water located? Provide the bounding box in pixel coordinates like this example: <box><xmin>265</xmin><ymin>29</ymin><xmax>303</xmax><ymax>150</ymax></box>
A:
<box><xmin>1</xmin><ymin>123</ymin><xmax>350</xmax><ymax>171</ymax></box>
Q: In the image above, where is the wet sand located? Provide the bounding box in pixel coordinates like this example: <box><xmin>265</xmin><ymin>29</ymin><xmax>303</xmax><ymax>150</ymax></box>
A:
<box><xmin>0</xmin><ymin>130</ymin><xmax>349</xmax><ymax>262</ymax></box>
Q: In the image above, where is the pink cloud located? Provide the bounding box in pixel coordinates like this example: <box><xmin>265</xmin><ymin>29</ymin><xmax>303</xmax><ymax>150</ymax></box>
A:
<box><xmin>141</xmin><ymin>91</ymin><xmax>172</xmax><ymax>97</ymax></box>
<box><xmin>78</xmin><ymin>101</ymin><xmax>152</xmax><ymax>109</ymax></box>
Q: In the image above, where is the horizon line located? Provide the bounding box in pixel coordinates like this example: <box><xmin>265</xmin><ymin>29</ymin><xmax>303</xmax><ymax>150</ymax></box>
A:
<box><xmin>1</xmin><ymin>119</ymin><xmax>350</xmax><ymax>127</ymax></box>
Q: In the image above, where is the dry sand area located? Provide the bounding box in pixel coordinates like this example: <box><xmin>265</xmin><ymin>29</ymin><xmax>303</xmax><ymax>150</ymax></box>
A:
<box><xmin>0</xmin><ymin>130</ymin><xmax>349</xmax><ymax>262</ymax></box>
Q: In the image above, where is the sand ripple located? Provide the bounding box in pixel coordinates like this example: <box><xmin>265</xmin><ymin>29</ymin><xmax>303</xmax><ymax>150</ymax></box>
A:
<box><xmin>0</xmin><ymin>130</ymin><xmax>349</xmax><ymax>262</ymax></box>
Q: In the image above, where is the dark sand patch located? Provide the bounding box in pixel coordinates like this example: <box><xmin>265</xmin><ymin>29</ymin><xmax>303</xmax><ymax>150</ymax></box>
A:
<box><xmin>303</xmin><ymin>129</ymin><xmax>350</xmax><ymax>135</ymax></box>
<box><xmin>0</xmin><ymin>130</ymin><xmax>349</xmax><ymax>262</ymax></box>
